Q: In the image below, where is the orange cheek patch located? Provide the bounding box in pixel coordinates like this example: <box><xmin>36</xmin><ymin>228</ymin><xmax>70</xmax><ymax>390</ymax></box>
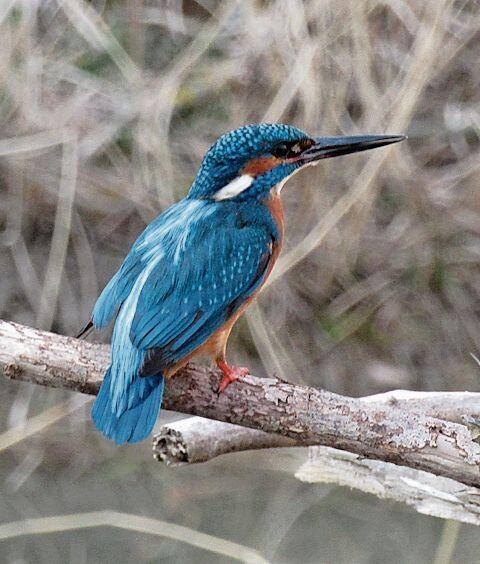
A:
<box><xmin>241</xmin><ymin>156</ymin><xmax>282</xmax><ymax>177</ymax></box>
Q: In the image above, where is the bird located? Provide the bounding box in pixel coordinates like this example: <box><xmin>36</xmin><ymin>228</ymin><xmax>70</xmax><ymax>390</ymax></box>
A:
<box><xmin>80</xmin><ymin>123</ymin><xmax>405</xmax><ymax>444</ymax></box>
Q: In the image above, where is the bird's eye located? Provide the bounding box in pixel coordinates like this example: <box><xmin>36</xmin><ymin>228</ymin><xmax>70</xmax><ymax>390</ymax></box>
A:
<box><xmin>271</xmin><ymin>139</ymin><xmax>314</xmax><ymax>159</ymax></box>
<box><xmin>271</xmin><ymin>142</ymin><xmax>290</xmax><ymax>158</ymax></box>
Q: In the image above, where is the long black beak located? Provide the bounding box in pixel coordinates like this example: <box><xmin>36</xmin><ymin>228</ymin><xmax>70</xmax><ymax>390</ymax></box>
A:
<box><xmin>301</xmin><ymin>134</ymin><xmax>406</xmax><ymax>163</ymax></box>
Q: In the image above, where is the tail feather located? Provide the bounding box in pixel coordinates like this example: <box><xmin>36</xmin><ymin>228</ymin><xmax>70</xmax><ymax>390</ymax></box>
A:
<box><xmin>76</xmin><ymin>320</ymin><xmax>94</xmax><ymax>339</ymax></box>
<box><xmin>92</xmin><ymin>368</ymin><xmax>164</xmax><ymax>444</ymax></box>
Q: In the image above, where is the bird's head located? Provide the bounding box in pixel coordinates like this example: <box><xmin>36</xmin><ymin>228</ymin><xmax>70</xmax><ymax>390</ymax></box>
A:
<box><xmin>188</xmin><ymin>123</ymin><xmax>405</xmax><ymax>202</ymax></box>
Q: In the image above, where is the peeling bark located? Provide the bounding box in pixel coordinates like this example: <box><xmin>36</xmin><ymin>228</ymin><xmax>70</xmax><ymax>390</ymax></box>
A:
<box><xmin>297</xmin><ymin>446</ymin><xmax>480</xmax><ymax>526</ymax></box>
<box><xmin>1</xmin><ymin>320</ymin><xmax>480</xmax><ymax>488</ymax></box>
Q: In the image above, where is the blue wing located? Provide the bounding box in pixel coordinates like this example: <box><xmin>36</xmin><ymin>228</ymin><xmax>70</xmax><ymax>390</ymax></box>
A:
<box><xmin>130</xmin><ymin>205</ymin><xmax>276</xmax><ymax>376</ymax></box>
<box><xmin>92</xmin><ymin>201</ymin><xmax>201</xmax><ymax>328</ymax></box>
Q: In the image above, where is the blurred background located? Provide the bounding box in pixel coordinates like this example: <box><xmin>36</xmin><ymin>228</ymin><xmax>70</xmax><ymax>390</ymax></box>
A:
<box><xmin>1</xmin><ymin>0</ymin><xmax>480</xmax><ymax>562</ymax></box>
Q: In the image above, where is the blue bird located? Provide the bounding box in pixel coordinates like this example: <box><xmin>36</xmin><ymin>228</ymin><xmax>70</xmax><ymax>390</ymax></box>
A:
<box><xmin>80</xmin><ymin>123</ymin><xmax>405</xmax><ymax>444</ymax></box>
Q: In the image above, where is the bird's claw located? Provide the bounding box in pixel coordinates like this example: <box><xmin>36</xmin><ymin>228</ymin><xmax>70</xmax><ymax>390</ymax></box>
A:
<box><xmin>215</xmin><ymin>362</ymin><xmax>250</xmax><ymax>394</ymax></box>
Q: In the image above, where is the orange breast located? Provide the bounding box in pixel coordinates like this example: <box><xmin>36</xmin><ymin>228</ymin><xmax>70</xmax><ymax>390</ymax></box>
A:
<box><xmin>264</xmin><ymin>192</ymin><xmax>285</xmax><ymax>270</ymax></box>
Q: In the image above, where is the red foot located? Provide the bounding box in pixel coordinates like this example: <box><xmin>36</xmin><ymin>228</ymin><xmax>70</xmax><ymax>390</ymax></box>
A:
<box><xmin>216</xmin><ymin>360</ymin><xmax>250</xmax><ymax>393</ymax></box>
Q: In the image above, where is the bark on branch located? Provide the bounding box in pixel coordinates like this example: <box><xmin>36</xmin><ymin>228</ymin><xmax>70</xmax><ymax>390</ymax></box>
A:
<box><xmin>1</xmin><ymin>320</ymin><xmax>480</xmax><ymax>489</ymax></box>
<box><xmin>153</xmin><ymin>389</ymin><xmax>480</xmax><ymax>466</ymax></box>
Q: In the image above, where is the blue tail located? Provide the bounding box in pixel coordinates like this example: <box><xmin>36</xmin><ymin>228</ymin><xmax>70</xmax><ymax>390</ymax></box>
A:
<box><xmin>92</xmin><ymin>368</ymin><xmax>164</xmax><ymax>444</ymax></box>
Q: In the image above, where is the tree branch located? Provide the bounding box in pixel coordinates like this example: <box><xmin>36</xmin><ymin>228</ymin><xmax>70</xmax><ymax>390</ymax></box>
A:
<box><xmin>1</xmin><ymin>320</ymin><xmax>480</xmax><ymax>488</ymax></box>
<box><xmin>153</xmin><ymin>388</ymin><xmax>480</xmax><ymax>466</ymax></box>
<box><xmin>153</xmin><ymin>417</ymin><xmax>302</xmax><ymax>465</ymax></box>
<box><xmin>297</xmin><ymin>446</ymin><xmax>480</xmax><ymax>526</ymax></box>
<box><xmin>154</xmin><ymin>417</ymin><xmax>480</xmax><ymax>525</ymax></box>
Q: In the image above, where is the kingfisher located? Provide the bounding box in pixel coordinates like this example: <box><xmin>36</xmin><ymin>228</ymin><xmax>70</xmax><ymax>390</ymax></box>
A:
<box><xmin>81</xmin><ymin>123</ymin><xmax>404</xmax><ymax>444</ymax></box>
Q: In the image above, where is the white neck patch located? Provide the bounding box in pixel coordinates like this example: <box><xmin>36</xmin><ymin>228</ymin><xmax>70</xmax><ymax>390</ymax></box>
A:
<box><xmin>213</xmin><ymin>174</ymin><xmax>253</xmax><ymax>201</ymax></box>
<box><xmin>273</xmin><ymin>161</ymin><xmax>317</xmax><ymax>194</ymax></box>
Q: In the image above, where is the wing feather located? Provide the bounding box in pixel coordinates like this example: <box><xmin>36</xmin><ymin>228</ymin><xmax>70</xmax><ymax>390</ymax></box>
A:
<box><xmin>131</xmin><ymin>222</ymin><xmax>273</xmax><ymax>375</ymax></box>
<box><xmin>91</xmin><ymin>200</ymin><xmax>202</xmax><ymax>328</ymax></box>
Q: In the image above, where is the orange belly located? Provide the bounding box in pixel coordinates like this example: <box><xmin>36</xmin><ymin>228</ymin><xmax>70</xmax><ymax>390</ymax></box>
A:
<box><xmin>164</xmin><ymin>193</ymin><xmax>285</xmax><ymax>377</ymax></box>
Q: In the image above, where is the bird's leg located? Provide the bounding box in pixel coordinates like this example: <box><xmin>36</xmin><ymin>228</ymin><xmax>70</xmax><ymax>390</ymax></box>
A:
<box><xmin>215</xmin><ymin>358</ymin><xmax>250</xmax><ymax>393</ymax></box>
